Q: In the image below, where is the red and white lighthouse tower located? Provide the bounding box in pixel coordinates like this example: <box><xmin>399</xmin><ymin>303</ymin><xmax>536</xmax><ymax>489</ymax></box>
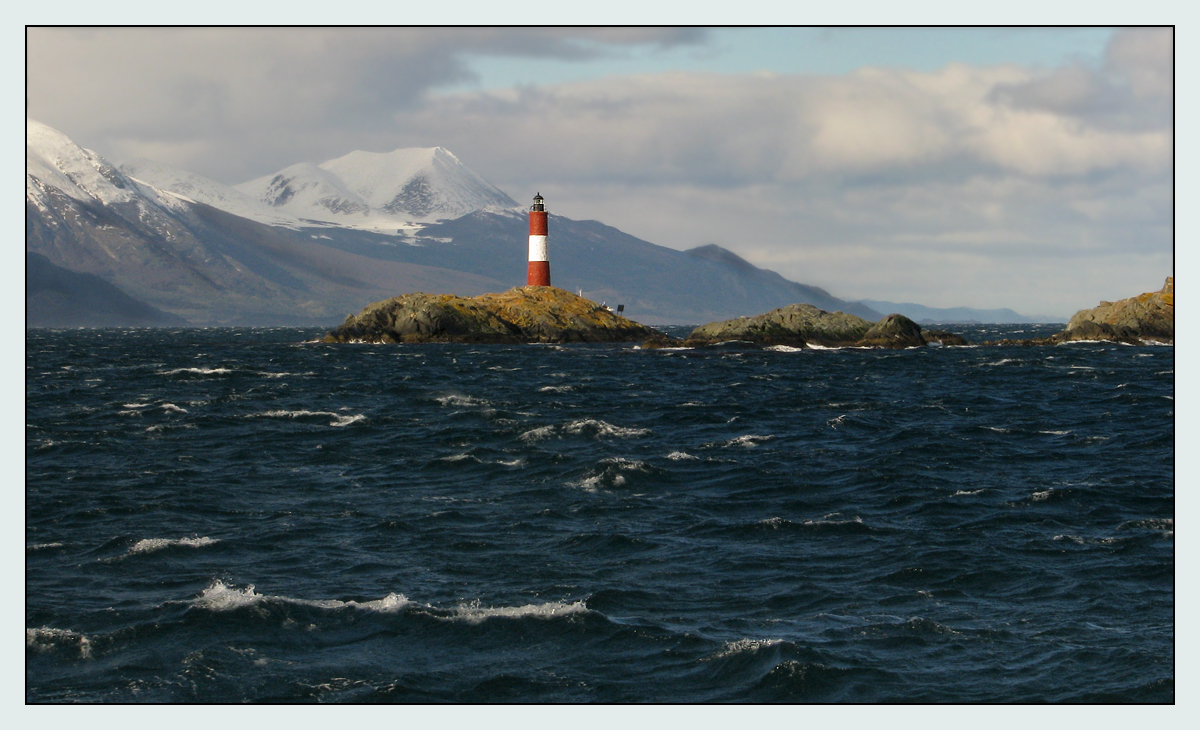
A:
<box><xmin>527</xmin><ymin>193</ymin><xmax>551</xmax><ymax>287</ymax></box>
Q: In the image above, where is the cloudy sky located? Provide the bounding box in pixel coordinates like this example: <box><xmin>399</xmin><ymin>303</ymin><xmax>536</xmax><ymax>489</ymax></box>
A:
<box><xmin>26</xmin><ymin>26</ymin><xmax>1173</xmax><ymax>318</ymax></box>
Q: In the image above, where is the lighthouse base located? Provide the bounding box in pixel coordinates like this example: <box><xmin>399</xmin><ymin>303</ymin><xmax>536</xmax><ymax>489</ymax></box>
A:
<box><xmin>527</xmin><ymin>261</ymin><xmax>551</xmax><ymax>287</ymax></box>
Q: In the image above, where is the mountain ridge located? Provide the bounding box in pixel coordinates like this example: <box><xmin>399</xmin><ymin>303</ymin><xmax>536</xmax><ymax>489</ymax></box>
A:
<box><xmin>26</xmin><ymin>118</ymin><xmax>918</xmax><ymax>327</ymax></box>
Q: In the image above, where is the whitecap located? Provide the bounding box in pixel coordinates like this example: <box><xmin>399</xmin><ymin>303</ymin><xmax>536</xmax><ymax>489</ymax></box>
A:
<box><xmin>253</xmin><ymin>409</ymin><xmax>336</xmax><ymax>419</ymax></box>
<box><xmin>1031</xmin><ymin>489</ymin><xmax>1053</xmax><ymax>501</ymax></box>
<box><xmin>190</xmin><ymin>581</ymin><xmax>411</xmax><ymax>614</ymax></box>
<box><xmin>804</xmin><ymin>514</ymin><xmax>863</xmax><ymax>527</ymax></box>
<box><xmin>439</xmin><ymin>453</ymin><xmax>481</xmax><ymax>463</ymax></box>
<box><xmin>248</xmin><ymin>410</ymin><xmax>364</xmax><ymax>427</ymax></box>
<box><xmin>146</xmin><ymin>424</ymin><xmax>196</xmax><ymax>433</ymax></box>
<box><xmin>666</xmin><ymin>451</ymin><xmax>699</xmax><ymax>461</ymax></box>
<box><xmin>26</xmin><ymin>627</ymin><xmax>92</xmax><ymax>659</ymax></box>
<box><xmin>161</xmin><ymin>403</ymin><xmax>188</xmax><ymax>413</ymax></box>
<box><xmin>538</xmin><ymin>385</ymin><xmax>574</xmax><ymax>393</ymax></box>
<box><xmin>715</xmin><ymin>434</ymin><xmax>774</xmax><ymax>448</ymax></box>
<box><xmin>565</xmin><ymin>419</ymin><xmax>652</xmax><ymax>439</ymax></box>
<box><xmin>765</xmin><ymin>345</ymin><xmax>805</xmax><ymax>353</ymax></box>
<box><xmin>1038</xmin><ymin>430</ymin><xmax>1071</xmax><ymax>436</ymax></box>
<box><xmin>952</xmin><ymin>489</ymin><xmax>984</xmax><ymax>497</ymax></box>
<box><xmin>26</xmin><ymin>542</ymin><xmax>64</xmax><ymax>552</ymax></box>
<box><xmin>706</xmin><ymin>638</ymin><xmax>785</xmax><ymax>660</ymax></box>
<box><xmin>447</xmin><ymin>599</ymin><xmax>589</xmax><ymax>625</ymax></box>
<box><xmin>436</xmin><ymin>395</ymin><xmax>489</xmax><ymax>408</ymax></box>
<box><xmin>126</xmin><ymin>536</ymin><xmax>219</xmax><ymax>556</ymax></box>
<box><xmin>518</xmin><ymin>424</ymin><xmax>558</xmax><ymax>443</ymax></box>
<box><xmin>161</xmin><ymin>367</ymin><xmax>233</xmax><ymax>376</ymax></box>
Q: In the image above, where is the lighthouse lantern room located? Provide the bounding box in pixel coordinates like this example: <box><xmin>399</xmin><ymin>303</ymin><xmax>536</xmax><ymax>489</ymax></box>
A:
<box><xmin>527</xmin><ymin>193</ymin><xmax>551</xmax><ymax>287</ymax></box>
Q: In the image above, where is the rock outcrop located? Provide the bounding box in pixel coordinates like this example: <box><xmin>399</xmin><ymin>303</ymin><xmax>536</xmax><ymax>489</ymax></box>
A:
<box><xmin>857</xmin><ymin>313</ymin><xmax>927</xmax><ymax>348</ymax></box>
<box><xmin>983</xmin><ymin>278</ymin><xmax>1174</xmax><ymax>346</ymax></box>
<box><xmin>1055</xmin><ymin>277</ymin><xmax>1173</xmax><ymax>344</ymax></box>
<box><xmin>323</xmin><ymin>286</ymin><xmax>661</xmax><ymax>344</ymax></box>
<box><xmin>646</xmin><ymin>303</ymin><xmax>950</xmax><ymax>349</ymax></box>
<box><xmin>681</xmin><ymin>303</ymin><xmax>874</xmax><ymax>348</ymax></box>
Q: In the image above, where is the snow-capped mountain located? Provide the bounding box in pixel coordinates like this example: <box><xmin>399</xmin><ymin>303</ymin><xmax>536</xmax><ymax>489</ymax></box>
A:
<box><xmin>118</xmin><ymin>157</ymin><xmax>303</xmax><ymax>229</ymax></box>
<box><xmin>26</xmin><ymin>119</ymin><xmax>508</xmax><ymax>324</ymax></box>
<box><xmin>27</xmin><ymin>118</ymin><xmax>190</xmax><ymax>217</ymax></box>
<box><xmin>236</xmin><ymin>147</ymin><xmax>518</xmax><ymax>231</ymax></box>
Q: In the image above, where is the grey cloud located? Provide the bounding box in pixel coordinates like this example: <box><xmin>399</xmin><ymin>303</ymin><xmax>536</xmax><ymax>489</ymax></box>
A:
<box><xmin>26</xmin><ymin>27</ymin><xmax>709</xmax><ymax>182</ymax></box>
<box><xmin>988</xmin><ymin>27</ymin><xmax>1172</xmax><ymax>132</ymax></box>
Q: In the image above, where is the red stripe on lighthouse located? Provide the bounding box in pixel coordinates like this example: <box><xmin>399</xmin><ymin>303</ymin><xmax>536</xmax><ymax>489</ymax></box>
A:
<box><xmin>528</xmin><ymin>260</ymin><xmax>551</xmax><ymax>287</ymax></box>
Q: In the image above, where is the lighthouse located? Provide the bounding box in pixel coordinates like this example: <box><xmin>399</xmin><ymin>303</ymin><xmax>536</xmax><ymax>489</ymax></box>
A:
<box><xmin>527</xmin><ymin>193</ymin><xmax>551</xmax><ymax>287</ymax></box>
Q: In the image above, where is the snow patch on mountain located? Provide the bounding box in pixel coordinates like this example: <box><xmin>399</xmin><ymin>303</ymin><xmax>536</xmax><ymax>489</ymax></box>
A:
<box><xmin>119</xmin><ymin>158</ymin><xmax>304</xmax><ymax>229</ymax></box>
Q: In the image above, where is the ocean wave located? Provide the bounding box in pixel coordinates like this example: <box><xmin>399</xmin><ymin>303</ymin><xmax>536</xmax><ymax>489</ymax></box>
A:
<box><xmin>666</xmin><ymin>451</ymin><xmax>699</xmax><ymax>461</ymax></box>
<box><xmin>1053</xmin><ymin>534</ymin><xmax>1121</xmax><ymax>545</ymax></box>
<box><xmin>26</xmin><ymin>542</ymin><xmax>65</xmax><ymax>552</ymax></box>
<box><xmin>27</xmin><ymin>627</ymin><xmax>92</xmax><ymax>659</ymax></box>
<box><xmin>436</xmin><ymin>395</ymin><xmax>490</xmax><ymax>408</ymax></box>
<box><xmin>566</xmin><ymin>419</ymin><xmax>652</xmax><ymax>439</ymax></box>
<box><xmin>709</xmin><ymin>434</ymin><xmax>775</xmax><ymax>448</ymax></box>
<box><xmin>803</xmin><ymin>514</ymin><xmax>864</xmax><ymax>529</ymax></box>
<box><xmin>160</xmin><ymin>367</ymin><xmax>233</xmax><ymax>376</ymax></box>
<box><xmin>247</xmin><ymin>410</ymin><xmax>366</xmax><ymax>427</ymax></box>
<box><xmin>521</xmin><ymin>419</ymin><xmax>651</xmax><ymax>442</ymax></box>
<box><xmin>439</xmin><ymin>452</ymin><xmax>482</xmax><ymax>464</ymax></box>
<box><xmin>161</xmin><ymin>403</ymin><xmax>188</xmax><ymax>414</ymax></box>
<box><xmin>127</xmin><ymin>536</ymin><xmax>219</xmax><ymax>557</ymax></box>
<box><xmin>189</xmin><ymin>582</ymin><xmax>585</xmax><ymax>627</ymax></box>
<box><xmin>571</xmin><ymin>458</ymin><xmax>654</xmax><ymax>491</ymax></box>
<box><xmin>538</xmin><ymin>385</ymin><xmax>574</xmax><ymax>393</ymax></box>
<box><xmin>1118</xmin><ymin>518</ymin><xmax>1173</xmax><ymax>538</ymax></box>
<box><xmin>146</xmin><ymin>423</ymin><xmax>197</xmax><ymax>433</ymax></box>
<box><xmin>706</xmin><ymin>638</ymin><xmax>786</xmax><ymax>660</ymax></box>
<box><xmin>765</xmin><ymin>345</ymin><xmax>806</xmax><ymax>353</ymax></box>
<box><xmin>446</xmin><ymin>598</ymin><xmax>590</xmax><ymax>625</ymax></box>
<box><xmin>518</xmin><ymin>424</ymin><xmax>558</xmax><ymax>442</ymax></box>
<box><xmin>191</xmin><ymin>581</ymin><xmax>411</xmax><ymax>614</ymax></box>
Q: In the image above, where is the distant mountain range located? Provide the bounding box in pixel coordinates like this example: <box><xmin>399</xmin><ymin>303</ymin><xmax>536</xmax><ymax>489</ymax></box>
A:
<box><xmin>854</xmin><ymin>300</ymin><xmax>1063</xmax><ymax>324</ymax></box>
<box><xmin>26</xmin><ymin>118</ymin><xmax>1042</xmax><ymax>327</ymax></box>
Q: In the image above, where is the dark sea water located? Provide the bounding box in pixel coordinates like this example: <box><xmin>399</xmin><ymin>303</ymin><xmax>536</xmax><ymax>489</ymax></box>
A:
<box><xmin>26</xmin><ymin>326</ymin><xmax>1174</xmax><ymax>703</ymax></box>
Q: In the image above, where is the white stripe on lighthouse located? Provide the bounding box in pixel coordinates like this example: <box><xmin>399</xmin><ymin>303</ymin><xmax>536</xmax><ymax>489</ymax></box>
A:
<box><xmin>528</xmin><ymin>235</ymin><xmax>548</xmax><ymax>262</ymax></box>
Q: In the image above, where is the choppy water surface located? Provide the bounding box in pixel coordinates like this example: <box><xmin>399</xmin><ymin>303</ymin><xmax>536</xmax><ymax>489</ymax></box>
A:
<box><xmin>26</xmin><ymin>326</ymin><xmax>1173</xmax><ymax>702</ymax></box>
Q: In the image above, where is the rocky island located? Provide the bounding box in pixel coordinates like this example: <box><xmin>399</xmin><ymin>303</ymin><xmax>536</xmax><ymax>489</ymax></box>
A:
<box><xmin>323</xmin><ymin>286</ymin><xmax>661</xmax><ymax>344</ymax></box>
<box><xmin>986</xmin><ymin>277</ymin><xmax>1174</xmax><ymax>346</ymax></box>
<box><xmin>644</xmin><ymin>302</ymin><xmax>968</xmax><ymax>349</ymax></box>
